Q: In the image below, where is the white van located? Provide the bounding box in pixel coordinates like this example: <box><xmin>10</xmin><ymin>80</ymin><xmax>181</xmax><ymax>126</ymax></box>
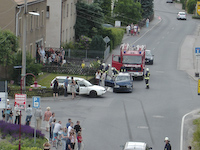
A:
<box><xmin>123</xmin><ymin>142</ymin><xmax>152</xmax><ymax>150</ymax></box>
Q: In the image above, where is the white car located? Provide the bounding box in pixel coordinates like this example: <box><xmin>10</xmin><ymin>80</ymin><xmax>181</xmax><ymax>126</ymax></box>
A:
<box><xmin>123</xmin><ymin>142</ymin><xmax>152</xmax><ymax>150</ymax></box>
<box><xmin>50</xmin><ymin>76</ymin><xmax>106</xmax><ymax>97</ymax></box>
<box><xmin>177</xmin><ymin>12</ymin><xmax>187</xmax><ymax>20</ymax></box>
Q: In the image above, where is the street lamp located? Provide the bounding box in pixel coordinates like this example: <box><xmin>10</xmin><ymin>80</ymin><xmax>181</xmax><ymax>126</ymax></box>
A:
<box><xmin>21</xmin><ymin>0</ymin><xmax>39</xmax><ymax>93</ymax></box>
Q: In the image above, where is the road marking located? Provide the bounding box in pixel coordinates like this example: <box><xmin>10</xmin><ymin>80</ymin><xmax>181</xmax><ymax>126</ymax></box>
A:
<box><xmin>152</xmin><ymin>115</ymin><xmax>164</xmax><ymax>118</ymax></box>
<box><xmin>137</xmin><ymin>126</ymin><xmax>149</xmax><ymax>129</ymax></box>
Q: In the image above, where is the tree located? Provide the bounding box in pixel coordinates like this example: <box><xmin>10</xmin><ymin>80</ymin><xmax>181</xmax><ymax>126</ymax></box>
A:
<box><xmin>187</xmin><ymin>0</ymin><xmax>197</xmax><ymax>14</ymax></box>
<box><xmin>141</xmin><ymin>0</ymin><xmax>154</xmax><ymax>19</ymax></box>
<box><xmin>0</xmin><ymin>29</ymin><xmax>18</xmax><ymax>78</ymax></box>
<box><xmin>75</xmin><ymin>0</ymin><xmax>104</xmax><ymax>39</ymax></box>
<box><xmin>113</xmin><ymin>0</ymin><xmax>142</xmax><ymax>25</ymax></box>
<box><xmin>89</xmin><ymin>35</ymin><xmax>105</xmax><ymax>51</ymax></box>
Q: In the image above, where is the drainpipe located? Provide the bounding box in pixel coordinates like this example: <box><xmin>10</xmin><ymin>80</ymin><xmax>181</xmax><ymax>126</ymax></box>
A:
<box><xmin>16</xmin><ymin>7</ymin><xmax>22</xmax><ymax>36</ymax></box>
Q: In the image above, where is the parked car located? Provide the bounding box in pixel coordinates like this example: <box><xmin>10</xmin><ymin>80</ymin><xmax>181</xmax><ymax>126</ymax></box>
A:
<box><xmin>166</xmin><ymin>0</ymin><xmax>173</xmax><ymax>3</ymax></box>
<box><xmin>177</xmin><ymin>12</ymin><xmax>187</xmax><ymax>20</ymax></box>
<box><xmin>123</xmin><ymin>142</ymin><xmax>152</xmax><ymax>150</ymax></box>
<box><xmin>145</xmin><ymin>50</ymin><xmax>154</xmax><ymax>65</ymax></box>
<box><xmin>105</xmin><ymin>72</ymin><xmax>133</xmax><ymax>93</ymax></box>
<box><xmin>50</xmin><ymin>76</ymin><xmax>106</xmax><ymax>97</ymax></box>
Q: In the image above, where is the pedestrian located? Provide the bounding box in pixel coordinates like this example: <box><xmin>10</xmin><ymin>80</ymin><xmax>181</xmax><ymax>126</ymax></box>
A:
<box><xmin>49</xmin><ymin>112</ymin><xmax>55</xmax><ymax>142</ymax></box>
<box><xmin>70</xmin><ymin>129</ymin><xmax>76</xmax><ymax>150</ymax></box>
<box><xmin>137</xmin><ymin>27</ymin><xmax>140</xmax><ymax>36</ymax></box>
<box><xmin>126</xmin><ymin>24</ymin><xmax>130</xmax><ymax>36</ymax></box>
<box><xmin>134</xmin><ymin>24</ymin><xmax>138</xmax><ymax>36</ymax></box>
<box><xmin>67</xmin><ymin>122</ymin><xmax>74</xmax><ymax>137</ymax></box>
<box><xmin>146</xmin><ymin>18</ymin><xmax>149</xmax><ymax>28</ymax></box>
<box><xmin>145</xmin><ymin>68</ymin><xmax>150</xmax><ymax>89</ymax></box>
<box><xmin>5</xmin><ymin>99</ymin><xmax>11</xmax><ymax>122</ymax></box>
<box><xmin>95</xmin><ymin>70</ymin><xmax>101</xmax><ymax>85</ymax></box>
<box><xmin>66</xmin><ymin>134</ymin><xmax>72</xmax><ymax>150</ymax></box>
<box><xmin>64</xmin><ymin>77</ymin><xmax>69</xmax><ymax>97</ymax></box>
<box><xmin>25</xmin><ymin>104</ymin><xmax>32</xmax><ymax>126</ymax></box>
<box><xmin>66</xmin><ymin>118</ymin><xmax>72</xmax><ymax>129</ymax></box>
<box><xmin>61</xmin><ymin>127</ymin><xmax>68</xmax><ymax>150</ymax></box>
<box><xmin>53</xmin><ymin>78</ymin><xmax>59</xmax><ymax>99</ymax></box>
<box><xmin>40</xmin><ymin>46</ymin><xmax>46</xmax><ymax>64</ymax></box>
<box><xmin>9</xmin><ymin>109</ymin><xmax>13</xmax><ymax>123</ymax></box>
<box><xmin>70</xmin><ymin>77</ymin><xmax>76</xmax><ymax>99</ymax></box>
<box><xmin>188</xmin><ymin>146</ymin><xmax>192</xmax><ymax>150</ymax></box>
<box><xmin>44</xmin><ymin>107</ymin><xmax>52</xmax><ymax>132</ymax></box>
<box><xmin>77</xmin><ymin>131</ymin><xmax>83</xmax><ymax>150</ymax></box>
<box><xmin>50</xmin><ymin>118</ymin><xmax>56</xmax><ymax>142</ymax></box>
<box><xmin>14</xmin><ymin>104</ymin><xmax>20</xmax><ymax>124</ymax></box>
<box><xmin>164</xmin><ymin>137</ymin><xmax>171</xmax><ymax>150</ymax></box>
<box><xmin>35</xmin><ymin>107</ymin><xmax>43</xmax><ymax>130</ymax></box>
<box><xmin>81</xmin><ymin>60</ymin><xmax>85</xmax><ymax>68</ymax></box>
<box><xmin>101</xmin><ymin>71</ymin><xmax>106</xmax><ymax>87</ymax></box>
<box><xmin>74</xmin><ymin>121</ymin><xmax>82</xmax><ymax>135</ymax></box>
<box><xmin>53</xmin><ymin>121</ymin><xmax>62</xmax><ymax>147</ymax></box>
<box><xmin>2</xmin><ymin>108</ymin><xmax>5</xmax><ymax>121</ymax></box>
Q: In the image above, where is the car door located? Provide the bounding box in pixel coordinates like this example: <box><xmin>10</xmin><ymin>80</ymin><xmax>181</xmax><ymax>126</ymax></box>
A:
<box><xmin>77</xmin><ymin>80</ymin><xmax>88</xmax><ymax>95</ymax></box>
<box><xmin>105</xmin><ymin>75</ymin><xmax>115</xmax><ymax>87</ymax></box>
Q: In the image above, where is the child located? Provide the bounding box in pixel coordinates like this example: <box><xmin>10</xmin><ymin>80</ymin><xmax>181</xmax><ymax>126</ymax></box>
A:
<box><xmin>9</xmin><ymin>110</ymin><xmax>13</xmax><ymax>123</ymax></box>
<box><xmin>77</xmin><ymin>131</ymin><xmax>83</xmax><ymax>150</ymax></box>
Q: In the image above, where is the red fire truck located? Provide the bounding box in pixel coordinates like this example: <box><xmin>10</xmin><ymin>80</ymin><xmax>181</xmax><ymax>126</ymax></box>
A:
<box><xmin>112</xmin><ymin>43</ymin><xmax>146</xmax><ymax>80</ymax></box>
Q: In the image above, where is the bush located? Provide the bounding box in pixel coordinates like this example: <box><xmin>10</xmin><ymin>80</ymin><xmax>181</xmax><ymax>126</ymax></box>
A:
<box><xmin>187</xmin><ymin>0</ymin><xmax>197</xmax><ymax>14</ymax></box>
<box><xmin>192</xmin><ymin>118</ymin><xmax>200</xmax><ymax>149</ymax></box>
<box><xmin>0</xmin><ymin>121</ymin><xmax>47</xmax><ymax>149</ymax></box>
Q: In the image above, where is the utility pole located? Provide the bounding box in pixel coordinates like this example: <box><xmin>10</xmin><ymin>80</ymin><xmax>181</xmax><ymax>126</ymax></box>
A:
<box><xmin>21</xmin><ymin>0</ymin><xmax>27</xmax><ymax>93</ymax></box>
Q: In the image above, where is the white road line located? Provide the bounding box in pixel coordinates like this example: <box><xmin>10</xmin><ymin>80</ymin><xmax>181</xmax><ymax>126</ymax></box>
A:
<box><xmin>152</xmin><ymin>115</ymin><xmax>164</xmax><ymax>118</ymax></box>
<box><xmin>137</xmin><ymin>126</ymin><xmax>149</xmax><ymax>129</ymax></box>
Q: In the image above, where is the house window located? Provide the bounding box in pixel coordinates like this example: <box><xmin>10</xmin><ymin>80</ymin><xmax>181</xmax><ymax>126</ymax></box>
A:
<box><xmin>71</xmin><ymin>3</ymin><xmax>72</xmax><ymax>16</ymax></box>
<box><xmin>30</xmin><ymin>43</ymin><xmax>33</xmax><ymax>57</ymax></box>
<box><xmin>67</xmin><ymin>4</ymin><xmax>69</xmax><ymax>17</ymax></box>
<box><xmin>36</xmin><ymin>13</ymin><xmax>39</xmax><ymax>28</ymax></box>
<box><xmin>30</xmin><ymin>15</ymin><xmax>33</xmax><ymax>31</ymax></box>
<box><xmin>46</xmin><ymin>6</ymin><xmax>50</xmax><ymax>18</ymax></box>
<box><xmin>41</xmin><ymin>10</ymin><xmax>44</xmax><ymax>26</ymax></box>
<box><xmin>63</xmin><ymin>3</ymin><xmax>65</xmax><ymax>18</ymax></box>
<box><xmin>18</xmin><ymin>17</ymin><xmax>22</xmax><ymax>36</ymax></box>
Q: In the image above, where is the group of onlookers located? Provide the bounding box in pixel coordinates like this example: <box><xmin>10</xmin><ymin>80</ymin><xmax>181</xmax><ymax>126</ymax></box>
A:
<box><xmin>49</xmin><ymin>113</ymin><xmax>83</xmax><ymax>150</ymax></box>
<box><xmin>36</xmin><ymin>46</ymin><xmax>66</xmax><ymax>66</ymax></box>
<box><xmin>126</xmin><ymin>23</ymin><xmax>141</xmax><ymax>36</ymax></box>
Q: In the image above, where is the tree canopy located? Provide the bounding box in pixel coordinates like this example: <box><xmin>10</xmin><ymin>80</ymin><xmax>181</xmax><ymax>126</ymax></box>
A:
<box><xmin>75</xmin><ymin>0</ymin><xmax>104</xmax><ymax>39</ymax></box>
<box><xmin>141</xmin><ymin>0</ymin><xmax>154</xmax><ymax>19</ymax></box>
<box><xmin>113</xmin><ymin>0</ymin><xmax>143</xmax><ymax>25</ymax></box>
<box><xmin>0</xmin><ymin>29</ymin><xmax>18</xmax><ymax>66</ymax></box>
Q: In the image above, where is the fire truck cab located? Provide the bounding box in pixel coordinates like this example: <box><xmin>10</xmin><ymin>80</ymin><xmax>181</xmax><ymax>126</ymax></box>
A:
<box><xmin>112</xmin><ymin>43</ymin><xmax>146</xmax><ymax>80</ymax></box>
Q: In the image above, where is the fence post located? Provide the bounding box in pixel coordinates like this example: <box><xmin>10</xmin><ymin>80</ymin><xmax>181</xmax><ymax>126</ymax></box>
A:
<box><xmin>68</xmin><ymin>49</ymin><xmax>71</xmax><ymax>58</ymax></box>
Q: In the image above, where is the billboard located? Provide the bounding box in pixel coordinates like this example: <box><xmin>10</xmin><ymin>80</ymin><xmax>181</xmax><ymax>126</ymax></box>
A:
<box><xmin>197</xmin><ymin>2</ymin><xmax>200</xmax><ymax>16</ymax></box>
<box><xmin>15</xmin><ymin>94</ymin><xmax>26</xmax><ymax>110</ymax></box>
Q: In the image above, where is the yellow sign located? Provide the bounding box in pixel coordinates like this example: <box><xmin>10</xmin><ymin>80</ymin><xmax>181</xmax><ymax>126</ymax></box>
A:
<box><xmin>197</xmin><ymin>2</ymin><xmax>200</xmax><ymax>16</ymax></box>
<box><xmin>198</xmin><ymin>79</ymin><xmax>200</xmax><ymax>95</ymax></box>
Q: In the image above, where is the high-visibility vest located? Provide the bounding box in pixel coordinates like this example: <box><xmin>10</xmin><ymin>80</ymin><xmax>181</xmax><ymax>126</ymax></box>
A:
<box><xmin>145</xmin><ymin>72</ymin><xmax>150</xmax><ymax>80</ymax></box>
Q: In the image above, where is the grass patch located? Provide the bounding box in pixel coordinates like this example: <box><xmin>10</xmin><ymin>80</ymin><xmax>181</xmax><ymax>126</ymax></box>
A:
<box><xmin>37</xmin><ymin>73</ymin><xmax>94</xmax><ymax>87</ymax></box>
<box><xmin>192</xmin><ymin>118</ymin><xmax>200</xmax><ymax>149</ymax></box>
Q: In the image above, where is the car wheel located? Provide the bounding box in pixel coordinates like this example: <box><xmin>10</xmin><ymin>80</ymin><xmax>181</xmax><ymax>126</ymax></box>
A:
<box><xmin>89</xmin><ymin>90</ymin><xmax>97</xmax><ymax>98</ymax></box>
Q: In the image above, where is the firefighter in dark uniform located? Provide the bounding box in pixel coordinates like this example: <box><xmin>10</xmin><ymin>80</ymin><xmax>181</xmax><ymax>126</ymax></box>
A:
<box><xmin>111</xmin><ymin>67</ymin><xmax>119</xmax><ymax>79</ymax></box>
<box><xmin>120</xmin><ymin>65</ymin><xmax>127</xmax><ymax>72</ymax></box>
<box><xmin>145</xmin><ymin>68</ymin><xmax>150</xmax><ymax>89</ymax></box>
<box><xmin>164</xmin><ymin>137</ymin><xmax>171</xmax><ymax>150</ymax></box>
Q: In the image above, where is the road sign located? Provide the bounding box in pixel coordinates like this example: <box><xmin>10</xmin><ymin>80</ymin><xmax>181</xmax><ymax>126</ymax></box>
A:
<box><xmin>198</xmin><ymin>79</ymin><xmax>200</xmax><ymax>95</ymax></box>
<box><xmin>195</xmin><ymin>47</ymin><xmax>200</xmax><ymax>55</ymax></box>
<box><xmin>103</xmin><ymin>36</ymin><xmax>110</xmax><ymax>43</ymax></box>
<box><xmin>197</xmin><ymin>2</ymin><xmax>200</xmax><ymax>16</ymax></box>
<box><xmin>15</xmin><ymin>94</ymin><xmax>26</xmax><ymax>110</ymax></box>
<box><xmin>32</xmin><ymin>96</ymin><xmax>40</xmax><ymax>108</ymax></box>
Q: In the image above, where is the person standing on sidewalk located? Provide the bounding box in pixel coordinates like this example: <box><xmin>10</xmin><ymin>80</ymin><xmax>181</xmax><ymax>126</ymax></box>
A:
<box><xmin>64</xmin><ymin>77</ymin><xmax>69</xmax><ymax>97</ymax></box>
<box><xmin>25</xmin><ymin>104</ymin><xmax>32</xmax><ymax>126</ymax></box>
<box><xmin>77</xmin><ymin>131</ymin><xmax>83</xmax><ymax>150</ymax></box>
<box><xmin>14</xmin><ymin>104</ymin><xmax>20</xmax><ymax>124</ymax></box>
<box><xmin>70</xmin><ymin>77</ymin><xmax>76</xmax><ymax>100</ymax></box>
<box><xmin>49</xmin><ymin>112</ymin><xmax>56</xmax><ymax>141</ymax></box>
<box><xmin>44</xmin><ymin>107</ymin><xmax>52</xmax><ymax>132</ymax></box>
<box><xmin>146</xmin><ymin>18</ymin><xmax>149</xmax><ymax>28</ymax></box>
<box><xmin>164</xmin><ymin>137</ymin><xmax>171</xmax><ymax>150</ymax></box>
<box><xmin>35</xmin><ymin>107</ymin><xmax>43</xmax><ymax>130</ymax></box>
<box><xmin>53</xmin><ymin>78</ymin><xmax>59</xmax><ymax>99</ymax></box>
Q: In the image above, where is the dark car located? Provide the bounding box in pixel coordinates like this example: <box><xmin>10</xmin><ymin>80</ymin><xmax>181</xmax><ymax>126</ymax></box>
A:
<box><xmin>145</xmin><ymin>50</ymin><xmax>154</xmax><ymax>65</ymax></box>
<box><xmin>105</xmin><ymin>72</ymin><xmax>133</xmax><ymax>93</ymax></box>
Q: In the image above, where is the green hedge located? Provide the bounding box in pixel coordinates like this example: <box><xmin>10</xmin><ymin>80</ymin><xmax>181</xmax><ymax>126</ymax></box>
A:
<box><xmin>101</xmin><ymin>27</ymin><xmax>125</xmax><ymax>51</ymax></box>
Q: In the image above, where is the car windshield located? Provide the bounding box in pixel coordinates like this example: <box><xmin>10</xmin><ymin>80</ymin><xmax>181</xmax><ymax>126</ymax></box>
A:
<box><xmin>115</xmin><ymin>75</ymin><xmax>130</xmax><ymax>81</ymax></box>
<box><xmin>122</xmin><ymin>55</ymin><xmax>142</xmax><ymax>64</ymax></box>
<box><xmin>179</xmin><ymin>12</ymin><xmax>185</xmax><ymax>15</ymax></box>
<box><xmin>57</xmin><ymin>79</ymin><xmax>66</xmax><ymax>83</ymax></box>
<box><xmin>145</xmin><ymin>51</ymin><xmax>152</xmax><ymax>56</ymax></box>
<box><xmin>82</xmin><ymin>80</ymin><xmax>92</xmax><ymax>86</ymax></box>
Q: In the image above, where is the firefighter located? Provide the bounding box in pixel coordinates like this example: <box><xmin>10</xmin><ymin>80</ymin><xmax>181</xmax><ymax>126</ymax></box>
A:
<box><xmin>99</xmin><ymin>63</ymin><xmax>105</xmax><ymax>72</ymax></box>
<box><xmin>111</xmin><ymin>67</ymin><xmax>119</xmax><ymax>79</ymax></box>
<box><xmin>145</xmin><ymin>68</ymin><xmax>150</xmax><ymax>89</ymax></box>
<box><xmin>120</xmin><ymin>65</ymin><xmax>127</xmax><ymax>72</ymax></box>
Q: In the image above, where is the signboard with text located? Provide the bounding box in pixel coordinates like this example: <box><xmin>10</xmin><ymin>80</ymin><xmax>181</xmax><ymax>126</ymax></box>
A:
<box><xmin>32</xmin><ymin>96</ymin><xmax>40</xmax><ymax>108</ymax></box>
<box><xmin>15</xmin><ymin>94</ymin><xmax>26</xmax><ymax>110</ymax></box>
<box><xmin>197</xmin><ymin>2</ymin><xmax>200</xmax><ymax>16</ymax></box>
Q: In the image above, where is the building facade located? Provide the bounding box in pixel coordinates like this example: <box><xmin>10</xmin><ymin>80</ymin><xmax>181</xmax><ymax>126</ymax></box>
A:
<box><xmin>0</xmin><ymin>0</ymin><xmax>47</xmax><ymax>58</ymax></box>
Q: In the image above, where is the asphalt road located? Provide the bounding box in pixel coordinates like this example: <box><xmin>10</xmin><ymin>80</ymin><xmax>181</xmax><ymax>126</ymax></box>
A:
<box><xmin>8</xmin><ymin>1</ymin><xmax>200</xmax><ymax>150</ymax></box>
